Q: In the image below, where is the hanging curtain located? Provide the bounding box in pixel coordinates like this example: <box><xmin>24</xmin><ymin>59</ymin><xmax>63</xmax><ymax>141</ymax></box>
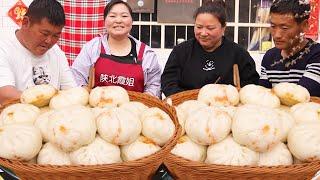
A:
<box><xmin>57</xmin><ymin>0</ymin><xmax>108</xmax><ymax>65</ymax></box>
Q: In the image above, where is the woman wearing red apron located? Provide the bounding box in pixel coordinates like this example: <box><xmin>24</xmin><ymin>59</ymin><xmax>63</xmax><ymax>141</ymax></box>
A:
<box><xmin>94</xmin><ymin>36</ymin><xmax>146</xmax><ymax>92</ymax></box>
<box><xmin>71</xmin><ymin>0</ymin><xmax>161</xmax><ymax>97</ymax></box>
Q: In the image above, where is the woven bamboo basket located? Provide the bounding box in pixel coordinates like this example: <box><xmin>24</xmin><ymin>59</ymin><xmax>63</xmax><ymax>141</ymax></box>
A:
<box><xmin>164</xmin><ymin>89</ymin><xmax>320</xmax><ymax>180</ymax></box>
<box><xmin>0</xmin><ymin>91</ymin><xmax>181</xmax><ymax>180</ymax></box>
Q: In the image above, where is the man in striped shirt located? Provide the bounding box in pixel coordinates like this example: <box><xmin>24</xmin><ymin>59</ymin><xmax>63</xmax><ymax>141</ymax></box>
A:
<box><xmin>259</xmin><ymin>0</ymin><xmax>320</xmax><ymax>96</ymax></box>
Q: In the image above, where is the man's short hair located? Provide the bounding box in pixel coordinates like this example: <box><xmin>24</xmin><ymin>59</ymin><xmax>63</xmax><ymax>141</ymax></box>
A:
<box><xmin>25</xmin><ymin>0</ymin><xmax>65</xmax><ymax>26</ymax></box>
<box><xmin>270</xmin><ymin>0</ymin><xmax>310</xmax><ymax>24</ymax></box>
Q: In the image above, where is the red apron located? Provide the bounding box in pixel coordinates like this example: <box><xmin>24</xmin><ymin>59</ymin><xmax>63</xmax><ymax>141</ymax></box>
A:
<box><xmin>93</xmin><ymin>40</ymin><xmax>145</xmax><ymax>92</ymax></box>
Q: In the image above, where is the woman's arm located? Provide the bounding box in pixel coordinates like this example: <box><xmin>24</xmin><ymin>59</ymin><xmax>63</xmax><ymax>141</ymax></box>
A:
<box><xmin>71</xmin><ymin>40</ymin><xmax>99</xmax><ymax>87</ymax></box>
<box><xmin>238</xmin><ymin>50</ymin><xmax>260</xmax><ymax>86</ymax></box>
<box><xmin>143</xmin><ymin>50</ymin><xmax>162</xmax><ymax>98</ymax></box>
<box><xmin>161</xmin><ymin>47</ymin><xmax>185</xmax><ymax>97</ymax></box>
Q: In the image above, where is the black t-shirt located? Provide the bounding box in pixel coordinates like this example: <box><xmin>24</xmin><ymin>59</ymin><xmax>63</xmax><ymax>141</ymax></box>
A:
<box><xmin>181</xmin><ymin>40</ymin><xmax>222</xmax><ymax>89</ymax></box>
<box><xmin>161</xmin><ymin>37</ymin><xmax>260</xmax><ymax>96</ymax></box>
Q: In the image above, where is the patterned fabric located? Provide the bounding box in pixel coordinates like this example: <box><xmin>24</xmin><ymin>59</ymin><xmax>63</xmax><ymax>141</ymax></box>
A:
<box><xmin>57</xmin><ymin>0</ymin><xmax>107</xmax><ymax>65</ymax></box>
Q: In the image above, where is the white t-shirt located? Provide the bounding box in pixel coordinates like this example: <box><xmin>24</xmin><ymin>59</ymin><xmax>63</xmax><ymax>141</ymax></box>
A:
<box><xmin>0</xmin><ymin>31</ymin><xmax>76</xmax><ymax>91</ymax></box>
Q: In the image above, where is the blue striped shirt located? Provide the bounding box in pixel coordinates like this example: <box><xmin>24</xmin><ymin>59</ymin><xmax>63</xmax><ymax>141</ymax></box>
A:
<box><xmin>259</xmin><ymin>39</ymin><xmax>320</xmax><ymax>96</ymax></box>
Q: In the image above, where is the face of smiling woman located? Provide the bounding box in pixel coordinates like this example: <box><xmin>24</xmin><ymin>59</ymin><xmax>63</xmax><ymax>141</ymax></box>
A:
<box><xmin>194</xmin><ymin>13</ymin><xmax>226</xmax><ymax>52</ymax></box>
<box><xmin>105</xmin><ymin>3</ymin><xmax>133</xmax><ymax>39</ymax></box>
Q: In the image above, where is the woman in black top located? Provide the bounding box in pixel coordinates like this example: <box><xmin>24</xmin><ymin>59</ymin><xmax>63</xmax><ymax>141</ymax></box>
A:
<box><xmin>161</xmin><ymin>0</ymin><xmax>259</xmax><ymax>97</ymax></box>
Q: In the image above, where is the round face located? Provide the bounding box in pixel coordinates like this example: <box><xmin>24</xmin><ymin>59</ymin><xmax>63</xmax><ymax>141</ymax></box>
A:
<box><xmin>270</xmin><ymin>13</ymin><xmax>307</xmax><ymax>52</ymax></box>
<box><xmin>105</xmin><ymin>3</ymin><xmax>133</xmax><ymax>38</ymax></box>
<box><xmin>194</xmin><ymin>13</ymin><xmax>226</xmax><ymax>52</ymax></box>
<box><xmin>23</xmin><ymin>18</ymin><xmax>63</xmax><ymax>56</ymax></box>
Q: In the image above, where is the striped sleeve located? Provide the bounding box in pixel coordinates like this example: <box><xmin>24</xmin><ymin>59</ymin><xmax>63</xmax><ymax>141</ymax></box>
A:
<box><xmin>303</xmin><ymin>63</ymin><xmax>320</xmax><ymax>83</ymax></box>
<box><xmin>259</xmin><ymin>58</ymin><xmax>272</xmax><ymax>88</ymax></box>
<box><xmin>260</xmin><ymin>66</ymin><xmax>268</xmax><ymax>80</ymax></box>
<box><xmin>299</xmin><ymin>53</ymin><xmax>320</xmax><ymax>96</ymax></box>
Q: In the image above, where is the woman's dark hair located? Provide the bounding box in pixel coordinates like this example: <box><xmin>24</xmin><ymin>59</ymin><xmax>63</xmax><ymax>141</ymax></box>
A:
<box><xmin>104</xmin><ymin>0</ymin><xmax>133</xmax><ymax>20</ymax></box>
<box><xmin>270</xmin><ymin>0</ymin><xmax>310</xmax><ymax>24</ymax></box>
<box><xmin>25</xmin><ymin>0</ymin><xmax>65</xmax><ymax>26</ymax></box>
<box><xmin>193</xmin><ymin>0</ymin><xmax>227</xmax><ymax>27</ymax></box>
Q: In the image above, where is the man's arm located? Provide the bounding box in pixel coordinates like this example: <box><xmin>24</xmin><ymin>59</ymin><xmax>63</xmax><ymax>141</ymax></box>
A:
<box><xmin>0</xmin><ymin>85</ymin><xmax>21</xmax><ymax>106</ymax></box>
<box><xmin>55</xmin><ymin>45</ymin><xmax>77</xmax><ymax>90</ymax></box>
<box><xmin>259</xmin><ymin>55</ymin><xmax>273</xmax><ymax>88</ymax></box>
<box><xmin>299</xmin><ymin>62</ymin><xmax>320</xmax><ymax>97</ymax></box>
<box><xmin>59</xmin><ymin>57</ymin><xmax>77</xmax><ymax>90</ymax></box>
<box><xmin>0</xmin><ymin>45</ymin><xmax>20</xmax><ymax>105</ymax></box>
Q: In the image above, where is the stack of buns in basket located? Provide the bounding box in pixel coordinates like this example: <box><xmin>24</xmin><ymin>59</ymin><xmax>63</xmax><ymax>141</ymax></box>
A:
<box><xmin>170</xmin><ymin>83</ymin><xmax>319</xmax><ymax>166</ymax></box>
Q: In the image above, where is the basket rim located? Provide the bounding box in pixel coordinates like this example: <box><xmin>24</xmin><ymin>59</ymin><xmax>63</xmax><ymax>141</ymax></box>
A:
<box><xmin>0</xmin><ymin>91</ymin><xmax>182</xmax><ymax>173</ymax></box>
<box><xmin>165</xmin><ymin>153</ymin><xmax>320</xmax><ymax>172</ymax></box>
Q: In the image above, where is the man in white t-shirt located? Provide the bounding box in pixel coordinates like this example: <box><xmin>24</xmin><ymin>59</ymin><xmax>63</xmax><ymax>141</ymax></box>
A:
<box><xmin>0</xmin><ymin>0</ymin><xmax>76</xmax><ymax>105</ymax></box>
